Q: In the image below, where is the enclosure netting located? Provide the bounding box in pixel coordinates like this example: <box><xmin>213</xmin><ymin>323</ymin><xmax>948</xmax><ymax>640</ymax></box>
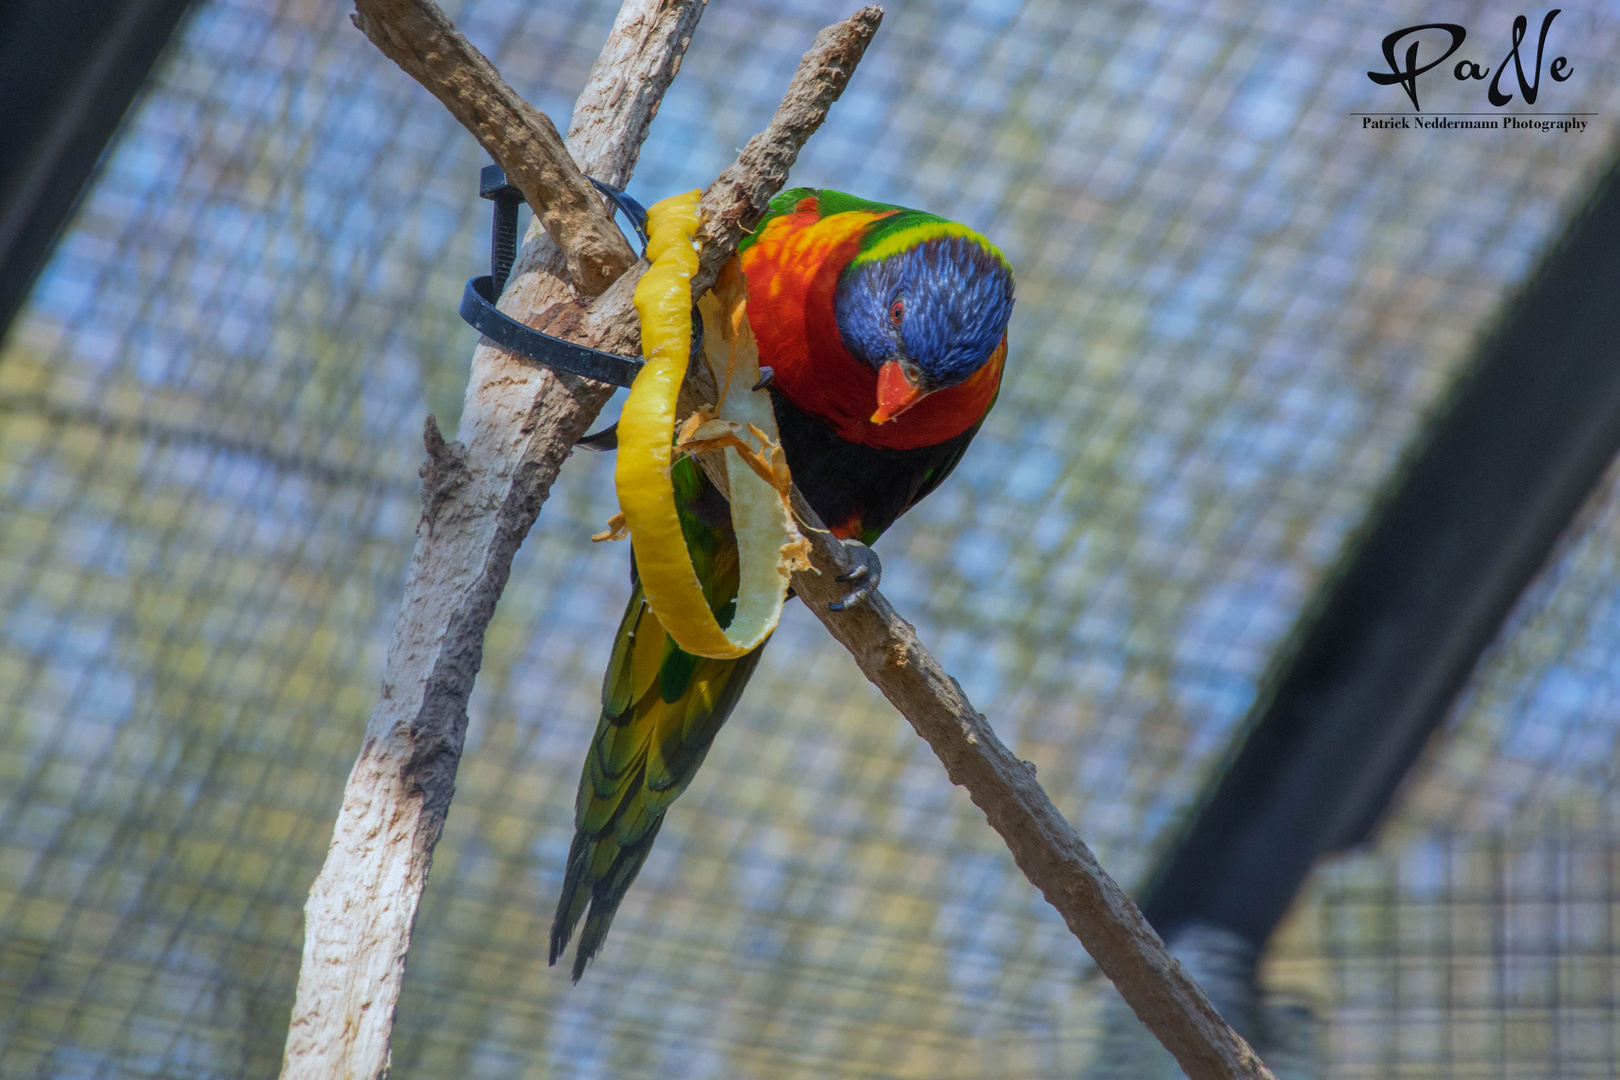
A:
<box><xmin>2</xmin><ymin>0</ymin><xmax>1619</xmax><ymax>1075</ymax></box>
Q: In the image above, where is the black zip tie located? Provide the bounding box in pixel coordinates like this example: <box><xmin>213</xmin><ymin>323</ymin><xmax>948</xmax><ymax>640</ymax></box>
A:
<box><xmin>458</xmin><ymin>166</ymin><xmax>707</xmax><ymax>452</ymax></box>
<box><xmin>459</xmin><ymin>164</ymin><xmax>646</xmax><ymax>392</ymax></box>
<box><xmin>460</xmin><ymin>275</ymin><xmax>644</xmax><ymax>388</ymax></box>
<box><xmin>482</xmin><ymin>165</ymin><xmax>522</xmax><ymax>294</ymax></box>
<box><xmin>589</xmin><ymin>177</ymin><xmax>651</xmax><ymax>249</ymax></box>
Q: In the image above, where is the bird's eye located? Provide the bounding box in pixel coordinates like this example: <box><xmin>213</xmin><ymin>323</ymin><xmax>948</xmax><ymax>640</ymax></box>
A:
<box><xmin>889</xmin><ymin>299</ymin><xmax>904</xmax><ymax>325</ymax></box>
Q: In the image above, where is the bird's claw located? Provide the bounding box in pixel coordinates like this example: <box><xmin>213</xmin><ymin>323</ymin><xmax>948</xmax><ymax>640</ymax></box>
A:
<box><xmin>828</xmin><ymin>541</ymin><xmax>881</xmax><ymax>611</ymax></box>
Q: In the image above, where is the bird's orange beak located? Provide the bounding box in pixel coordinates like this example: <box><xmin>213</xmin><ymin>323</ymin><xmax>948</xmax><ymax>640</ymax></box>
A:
<box><xmin>871</xmin><ymin>360</ymin><xmax>927</xmax><ymax>424</ymax></box>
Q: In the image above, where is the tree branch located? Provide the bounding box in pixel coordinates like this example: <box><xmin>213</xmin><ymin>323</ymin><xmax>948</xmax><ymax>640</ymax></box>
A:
<box><xmin>351</xmin><ymin>0</ymin><xmax>638</xmax><ymax>295</ymax></box>
<box><xmin>789</xmin><ymin>503</ymin><xmax>1275</xmax><ymax>1080</ymax></box>
<box><xmin>287</xmin><ymin>0</ymin><xmax>1275</xmax><ymax>1077</ymax></box>
<box><xmin>694</xmin><ymin>11</ymin><xmax>882</xmax><ymax>287</ymax></box>
<box><xmin>280</xmin><ymin>1</ymin><xmax>700</xmax><ymax>1075</ymax></box>
<box><xmin>280</xmin><ymin>2</ymin><xmax>877</xmax><ymax>1076</ymax></box>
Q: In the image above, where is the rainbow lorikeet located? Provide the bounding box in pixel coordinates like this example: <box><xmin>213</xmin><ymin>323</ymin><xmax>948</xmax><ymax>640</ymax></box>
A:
<box><xmin>549</xmin><ymin>188</ymin><xmax>1015</xmax><ymax>979</ymax></box>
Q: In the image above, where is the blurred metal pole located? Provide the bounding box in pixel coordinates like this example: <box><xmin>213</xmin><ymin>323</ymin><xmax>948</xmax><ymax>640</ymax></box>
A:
<box><xmin>0</xmin><ymin>0</ymin><xmax>197</xmax><ymax>340</ymax></box>
<box><xmin>1140</xmin><ymin>150</ymin><xmax>1620</xmax><ymax>950</ymax></box>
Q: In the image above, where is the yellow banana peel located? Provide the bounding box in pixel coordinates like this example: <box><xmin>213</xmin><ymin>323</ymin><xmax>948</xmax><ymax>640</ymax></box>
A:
<box><xmin>612</xmin><ymin>190</ymin><xmax>809</xmax><ymax>659</ymax></box>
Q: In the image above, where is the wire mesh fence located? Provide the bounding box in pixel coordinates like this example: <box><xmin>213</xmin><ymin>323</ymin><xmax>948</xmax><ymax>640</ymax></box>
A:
<box><xmin>1269</xmin><ymin>827</ymin><xmax>1620</xmax><ymax>1079</ymax></box>
<box><xmin>1261</xmin><ymin>453</ymin><xmax>1620</xmax><ymax>1078</ymax></box>
<box><xmin>2</xmin><ymin>0</ymin><xmax>1620</xmax><ymax>1075</ymax></box>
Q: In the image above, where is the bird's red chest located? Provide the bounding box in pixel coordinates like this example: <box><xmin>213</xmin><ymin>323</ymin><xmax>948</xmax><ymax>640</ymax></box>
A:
<box><xmin>740</xmin><ymin>205</ymin><xmax>1002</xmax><ymax>452</ymax></box>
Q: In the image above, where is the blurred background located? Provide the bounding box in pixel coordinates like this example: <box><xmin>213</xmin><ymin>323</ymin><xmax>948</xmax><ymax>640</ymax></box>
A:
<box><xmin>3</xmin><ymin>0</ymin><xmax>1620</xmax><ymax>1076</ymax></box>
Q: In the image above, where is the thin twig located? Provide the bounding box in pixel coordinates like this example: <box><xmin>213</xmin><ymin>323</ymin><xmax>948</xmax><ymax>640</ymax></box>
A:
<box><xmin>694</xmin><ymin>9</ymin><xmax>883</xmax><ymax>289</ymax></box>
<box><xmin>789</xmin><ymin>499</ymin><xmax>1276</xmax><ymax>1080</ymax></box>
<box><xmin>351</xmin><ymin>0</ymin><xmax>638</xmax><ymax>295</ymax></box>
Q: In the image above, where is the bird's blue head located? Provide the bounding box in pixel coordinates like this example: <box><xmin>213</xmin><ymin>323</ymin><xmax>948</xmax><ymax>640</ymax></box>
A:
<box><xmin>834</xmin><ymin>219</ymin><xmax>1015</xmax><ymax>423</ymax></box>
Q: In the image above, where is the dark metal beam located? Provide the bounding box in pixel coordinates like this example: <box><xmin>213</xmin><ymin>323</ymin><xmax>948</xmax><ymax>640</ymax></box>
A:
<box><xmin>1140</xmin><ymin>152</ymin><xmax>1620</xmax><ymax>948</ymax></box>
<box><xmin>0</xmin><ymin>0</ymin><xmax>197</xmax><ymax>339</ymax></box>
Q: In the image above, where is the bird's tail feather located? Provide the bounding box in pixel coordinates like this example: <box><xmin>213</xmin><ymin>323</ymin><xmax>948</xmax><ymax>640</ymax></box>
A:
<box><xmin>550</xmin><ymin>459</ymin><xmax>765</xmax><ymax>978</ymax></box>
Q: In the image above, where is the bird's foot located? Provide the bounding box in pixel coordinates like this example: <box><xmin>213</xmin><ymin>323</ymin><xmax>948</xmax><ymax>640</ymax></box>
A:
<box><xmin>828</xmin><ymin>541</ymin><xmax>881</xmax><ymax>611</ymax></box>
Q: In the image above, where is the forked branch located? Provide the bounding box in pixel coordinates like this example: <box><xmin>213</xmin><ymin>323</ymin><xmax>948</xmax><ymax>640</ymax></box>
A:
<box><xmin>281</xmin><ymin>3</ymin><xmax>879</xmax><ymax>1078</ymax></box>
<box><xmin>287</xmin><ymin>1</ymin><xmax>1275</xmax><ymax>1078</ymax></box>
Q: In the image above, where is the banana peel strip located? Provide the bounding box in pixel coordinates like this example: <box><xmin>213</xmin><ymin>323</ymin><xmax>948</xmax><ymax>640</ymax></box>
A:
<box><xmin>614</xmin><ymin>191</ymin><xmax>809</xmax><ymax>659</ymax></box>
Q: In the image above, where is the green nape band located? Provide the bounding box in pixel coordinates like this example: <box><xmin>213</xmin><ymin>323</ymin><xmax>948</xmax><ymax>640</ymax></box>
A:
<box><xmin>850</xmin><ymin>216</ymin><xmax>1011</xmax><ymax>270</ymax></box>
